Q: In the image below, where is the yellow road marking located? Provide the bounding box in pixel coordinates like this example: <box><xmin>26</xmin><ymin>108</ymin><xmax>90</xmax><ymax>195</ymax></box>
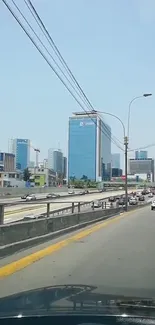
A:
<box><xmin>0</xmin><ymin>209</ymin><xmax>136</xmax><ymax>278</ymax></box>
<box><xmin>5</xmin><ymin>205</ymin><xmax>46</xmax><ymax>216</ymax></box>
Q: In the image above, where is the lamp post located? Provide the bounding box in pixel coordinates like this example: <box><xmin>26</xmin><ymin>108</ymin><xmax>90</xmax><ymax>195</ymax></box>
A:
<box><xmin>94</xmin><ymin>94</ymin><xmax>152</xmax><ymax>211</ymax></box>
<box><xmin>127</xmin><ymin>94</ymin><xmax>152</xmax><ymax>139</ymax></box>
<box><xmin>96</xmin><ymin>110</ymin><xmax>128</xmax><ymax>211</ymax></box>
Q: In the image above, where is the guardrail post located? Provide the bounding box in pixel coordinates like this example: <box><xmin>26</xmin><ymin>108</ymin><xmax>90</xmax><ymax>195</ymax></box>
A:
<box><xmin>47</xmin><ymin>203</ymin><xmax>50</xmax><ymax>218</ymax></box>
<box><xmin>72</xmin><ymin>202</ymin><xmax>74</xmax><ymax>213</ymax></box>
<box><xmin>105</xmin><ymin>202</ymin><xmax>106</xmax><ymax>209</ymax></box>
<box><xmin>78</xmin><ymin>202</ymin><xmax>80</xmax><ymax>213</ymax></box>
<box><xmin>102</xmin><ymin>201</ymin><xmax>104</xmax><ymax>209</ymax></box>
<box><xmin>0</xmin><ymin>204</ymin><xmax>4</xmax><ymax>225</ymax></box>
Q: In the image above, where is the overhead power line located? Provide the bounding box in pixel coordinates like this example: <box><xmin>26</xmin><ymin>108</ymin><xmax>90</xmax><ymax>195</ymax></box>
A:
<box><xmin>24</xmin><ymin>0</ymin><xmax>123</xmax><ymax>149</ymax></box>
<box><xmin>25</xmin><ymin>0</ymin><xmax>124</xmax><ymax>149</ymax></box>
<box><xmin>2</xmin><ymin>0</ymin><xmax>124</xmax><ymax>151</ymax></box>
<box><xmin>128</xmin><ymin>143</ymin><xmax>155</xmax><ymax>152</ymax></box>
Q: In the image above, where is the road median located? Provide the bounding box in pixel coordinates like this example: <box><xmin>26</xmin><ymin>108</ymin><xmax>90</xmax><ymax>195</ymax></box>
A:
<box><xmin>0</xmin><ymin>201</ymin><xmax>150</xmax><ymax>258</ymax></box>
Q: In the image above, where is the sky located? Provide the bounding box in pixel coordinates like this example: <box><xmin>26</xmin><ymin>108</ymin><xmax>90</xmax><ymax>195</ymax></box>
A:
<box><xmin>0</xmin><ymin>0</ymin><xmax>155</xmax><ymax>168</ymax></box>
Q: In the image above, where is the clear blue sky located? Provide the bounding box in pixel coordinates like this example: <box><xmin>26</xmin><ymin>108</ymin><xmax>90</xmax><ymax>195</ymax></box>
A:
<box><xmin>0</xmin><ymin>0</ymin><xmax>154</xmax><ymax>166</ymax></box>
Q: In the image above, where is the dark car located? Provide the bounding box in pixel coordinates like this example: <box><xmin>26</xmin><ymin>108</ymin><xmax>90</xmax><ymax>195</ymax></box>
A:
<box><xmin>46</xmin><ymin>193</ymin><xmax>60</xmax><ymax>199</ymax></box>
<box><xmin>118</xmin><ymin>198</ymin><xmax>125</xmax><ymax>205</ymax></box>
<box><xmin>139</xmin><ymin>195</ymin><xmax>145</xmax><ymax>201</ymax></box>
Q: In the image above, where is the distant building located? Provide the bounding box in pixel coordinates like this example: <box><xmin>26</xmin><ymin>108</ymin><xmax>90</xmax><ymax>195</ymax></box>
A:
<box><xmin>111</xmin><ymin>153</ymin><xmax>120</xmax><ymax>169</ymax></box>
<box><xmin>28</xmin><ymin>167</ymin><xmax>56</xmax><ymax>187</ymax></box>
<box><xmin>63</xmin><ymin>157</ymin><xmax>67</xmax><ymax>178</ymax></box>
<box><xmin>0</xmin><ymin>171</ymin><xmax>23</xmax><ymax>188</ymax></box>
<box><xmin>48</xmin><ymin>149</ymin><xmax>63</xmax><ymax>174</ymax></box>
<box><xmin>129</xmin><ymin>158</ymin><xmax>154</xmax><ymax>182</ymax></box>
<box><xmin>0</xmin><ymin>152</ymin><xmax>15</xmax><ymax>172</ymax></box>
<box><xmin>135</xmin><ymin>150</ymin><xmax>148</xmax><ymax>160</ymax></box>
<box><xmin>68</xmin><ymin>111</ymin><xmax>111</xmax><ymax>181</ymax></box>
<box><xmin>112</xmin><ymin>168</ymin><xmax>122</xmax><ymax>177</ymax></box>
<box><xmin>11</xmin><ymin>138</ymin><xmax>30</xmax><ymax>170</ymax></box>
<box><xmin>28</xmin><ymin>161</ymin><xmax>35</xmax><ymax>168</ymax></box>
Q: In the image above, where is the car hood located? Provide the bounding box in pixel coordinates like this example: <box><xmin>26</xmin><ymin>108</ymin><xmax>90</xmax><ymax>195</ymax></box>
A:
<box><xmin>0</xmin><ymin>285</ymin><xmax>155</xmax><ymax>318</ymax></box>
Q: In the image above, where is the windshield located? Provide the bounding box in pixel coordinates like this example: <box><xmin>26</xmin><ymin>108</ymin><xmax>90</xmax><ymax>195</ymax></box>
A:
<box><xmin>0</xmin><ymin>0</ymin><xmax>154</xmax><ymax>320</ymax></box>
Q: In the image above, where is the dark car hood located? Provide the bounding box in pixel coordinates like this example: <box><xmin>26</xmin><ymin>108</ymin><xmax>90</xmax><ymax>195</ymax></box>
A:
<box><xmin>0</xmin><ymin>285</ymin><xmax>155</xmax><ymax>318</ymax></box>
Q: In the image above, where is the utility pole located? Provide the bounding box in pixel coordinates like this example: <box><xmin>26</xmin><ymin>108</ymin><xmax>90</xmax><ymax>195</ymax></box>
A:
<box><xmin>124</xmin><ymin>136</ymin><xmax>128</xmax><ymax>212</ymax></box>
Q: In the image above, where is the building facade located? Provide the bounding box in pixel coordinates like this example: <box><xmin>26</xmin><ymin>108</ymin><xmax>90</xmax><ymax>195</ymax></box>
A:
<box><xmin>63</xmin><ymin>156</ymin><xmax>67</xmax><ymax>178</ymax></box>
<box><xmin>28</xmin><ymin>167</ymin><xmax>56</xmax><ymax>187</ymax></box>
<box><xmin>135</xmin><ymin>150</ymin><xmax>148</xmax><ymax>160</ymax></box>
<box><xmin>68</xmin><ymin>112</ymin><xmax>111</xmax><ymax>181</ymax></box>
<box><xmin>48</xmin><ymin>149</ymin><xmax>63</xmax><ymax>174</ymax></box>
<box><xmin>0</xmin><ymin>152</ymin><xmax>15</xmax><ymax>172</ymax></box>
<box><xmin>111</xmin><ymin>153</ymin><xmax>120</xmax><ymax>169</ymax></box>
<box><xmin>129</xmin><ymin>158</ymin><xmax>154</xmax><ymax>182</ymax></box>
<box><xmin>12</xmin><ymin>138</ymin><xmax>30</xmax><ymax>170</ymax></box>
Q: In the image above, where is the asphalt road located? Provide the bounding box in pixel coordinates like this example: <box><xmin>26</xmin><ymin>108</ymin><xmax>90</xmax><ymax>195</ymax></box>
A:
<box><xmin>0</xmin><ymin>204</ymin><xmax>155</xmax><ymax>299</ymax></box>
<box><xmin>4</xmin><ymin>190</ymin><xmax>130</xmax><ymax>224</ymax></box>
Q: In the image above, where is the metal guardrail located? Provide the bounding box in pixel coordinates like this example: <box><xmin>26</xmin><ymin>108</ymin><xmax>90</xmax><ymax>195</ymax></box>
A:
<box><xmin>8</xmin><ymin>196</ymin><xmax>150</xmax><ymax>223</ymax></box>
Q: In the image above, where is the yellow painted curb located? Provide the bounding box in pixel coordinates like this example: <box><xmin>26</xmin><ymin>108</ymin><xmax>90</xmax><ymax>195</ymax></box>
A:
<box><xmin>0</xmin><ymin>210</ymin><xmax>134</xmax><ymax>278</ymax></box>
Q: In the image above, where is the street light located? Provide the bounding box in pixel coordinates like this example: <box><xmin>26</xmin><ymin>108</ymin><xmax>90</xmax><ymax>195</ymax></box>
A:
<box><xmin>96</xmin><ymin>110</ymin><xmax>128</xmax><ymax>211</ymax></box>
<box><xmin>95</xmin><ymin>94</ymin><xmax>152</xmax><ymax>211</ymax></box>
<box><xmin>127</xmin><ymin>94</ymin><xmax>152</xmax><ymax>139</ymax></box>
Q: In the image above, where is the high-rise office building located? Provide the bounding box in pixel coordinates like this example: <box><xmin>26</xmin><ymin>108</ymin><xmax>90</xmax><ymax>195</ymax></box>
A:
<box><xmin>0</xmin><ymin>152</ymin><xmax>15</xmax><ymax>172</ymax></box>
<box><xmin>68</xmin><ymin>111</ymin><xmax>111</xmax><ymax>181</ymax></box>
<box><xmin>135</xmin><ymin>150</ymin><xmax>148</xmax><ymax>160</ymax></box>
<box><xmin>48</xmin><ymin>149</ymin><xmax>63</xmax><ymax>174</ymax></box>
<box><xmin>112</xmin><ymin>153</ymin><xmax>120</xmax><ymax>169</ymax></box>
<box><xmin>63</xmin><ymin>156</ymin><xmax>67</xmax><ymax>178</ymax></box>
<box><xmin>11</xmin><ymin>138</ymin><xmax>30</xmax><ymax>170</ymax></box>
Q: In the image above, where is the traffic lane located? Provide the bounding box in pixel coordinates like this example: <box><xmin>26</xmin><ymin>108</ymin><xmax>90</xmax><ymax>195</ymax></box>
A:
<box><xmin>3</xmin><ymin>191</ymin><xmax>144</xmax><ymax>224</ymax></box>
<box><xmin>1</xmin><ymin>205</ymin><xmax>155</xmax><ymax>298</ymax></box>
<box><xmin>4</xmin><ymin>198</ymin><xmax>114</xmax><ymax>224</ymax></box>
<box><xmin>4</xmin><ymin>190</ymin><xmax>130</xmax><ymax>213</ymax></box>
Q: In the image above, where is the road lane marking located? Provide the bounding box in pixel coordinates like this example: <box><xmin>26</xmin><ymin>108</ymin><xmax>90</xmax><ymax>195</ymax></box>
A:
<box><xmin>0</xmin><ymin>208</ymin><xmax>138</xmax><ymax>278</ymax></box>
<box><xmin>5</xmin><ymin>205</ymin><xmax>46</xmax><ymax>216</ymax></box>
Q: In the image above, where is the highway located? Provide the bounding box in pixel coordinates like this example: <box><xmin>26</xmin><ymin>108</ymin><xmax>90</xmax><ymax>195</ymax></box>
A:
<box><xmin>0</xmin><ymin>204</ymin><xmax>154</xmax><ymax>299</ymax></box>
<box><xmin>4</xmin><ymin>190</ymin><xmax>131</xmax><ymax>224</ymax></box>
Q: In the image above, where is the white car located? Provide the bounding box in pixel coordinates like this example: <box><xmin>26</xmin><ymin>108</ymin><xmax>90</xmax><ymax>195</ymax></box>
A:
<box><xmin>68</xmin><ymin>190</ymin><xmax>75</xmax><ymax>195</ymax></box>
<box><xmin>26</xmin><ymin>194</ymin><xmax>36</xmax><ymax>201</ymax></box>
<box><xmin>148</xmin><ymin>193</ymin><xmax>153</xmax><ymax>198</ymax></box>
<box><xmin>151</xmin><ymin>201</ymin><xmax>155</xmax><ymax>210</ymax></box>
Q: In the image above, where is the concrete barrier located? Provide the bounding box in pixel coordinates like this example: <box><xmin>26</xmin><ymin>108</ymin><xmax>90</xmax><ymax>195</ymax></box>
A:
<box><xmin>0</xmin><ymin>201</ymin><xmax>151</xmax><ymax>258</ymax></box>
<box><xmin>0</xmin><ymin>207</ymin><xmax>122</xmax><ymax>257</ymax></box>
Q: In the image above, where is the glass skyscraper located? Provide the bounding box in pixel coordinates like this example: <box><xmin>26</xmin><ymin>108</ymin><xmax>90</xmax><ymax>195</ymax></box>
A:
<box><xmin>12</xmin><ymin>138</ymin><xmax>30</xmax><ymax>170</ymax></box>
<box><xmin>135</xmin><ymin>150</ymin><xmax>148</xmax><ymax>160</ymax></box>
<box><xmin>68</xmin><ymin>112</ymin><xmax>111</xmax><ymax>181</ymax></box>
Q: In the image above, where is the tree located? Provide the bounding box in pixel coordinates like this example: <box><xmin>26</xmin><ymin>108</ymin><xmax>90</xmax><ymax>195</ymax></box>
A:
<box><xmin>23</xmin><ymin>168</ymin><xmax>31</xmax><ymax>181</ymax></box>
<box><xmin>81</xmin><ymin>175</ymin><xmax>88</xmax><ymax>181</ymax></box>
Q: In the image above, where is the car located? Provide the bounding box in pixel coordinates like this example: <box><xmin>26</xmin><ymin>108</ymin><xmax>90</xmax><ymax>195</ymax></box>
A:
<box><xmin>91</xmin><ymin>200</ymin><xmax>102</xmax><ymax>208</ymax></box>
<box><xmin>68</xmin><ymin>190</ymin><xmax>75</xmax><ymax>194</ymax></box>
<box><xmin>108</xmin><ymin>196</ymin><xmax>116</xmax><ymax>202</ymax></box>
<box><xmin>21</xmin><ymin>194</ymin><xmax>29</xmax><ymax>199</ymax></box>
<box><xmin>148</xmin><ymin>193</ymin><xmax>153</xmax><ymax>198</ymax></box>
<box><xmin>25</xmin><ymin>194</ymin><xmax>36</xmax><ymax>201</ymax></box>
<box><xmin>151</xmin><ymin>201</ymin><xmax>155</xmax><ymax>210</ymax></box>
<box><xmin>46</xmin><ymin>193</ymin><xmax>60</xmax><ymax>199</ymax></box>
<box><xmin>118</xmin><ymin>198</ymin><xmax>125</xmax><ymax>206</ymax></box>
<box><xmin>79</xmin><ymin>191</ymin><xmax>85</xmax><ymax>195</ymax></box>
<box><xmin>139</xmin><ymin>195</ymin><xmax>145</xmax><ymax>201</ymax></box>
<box><xmin>129</xmin><ymin>198</ymin><xmax>138</xmax><ymax>205</ymax></box>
